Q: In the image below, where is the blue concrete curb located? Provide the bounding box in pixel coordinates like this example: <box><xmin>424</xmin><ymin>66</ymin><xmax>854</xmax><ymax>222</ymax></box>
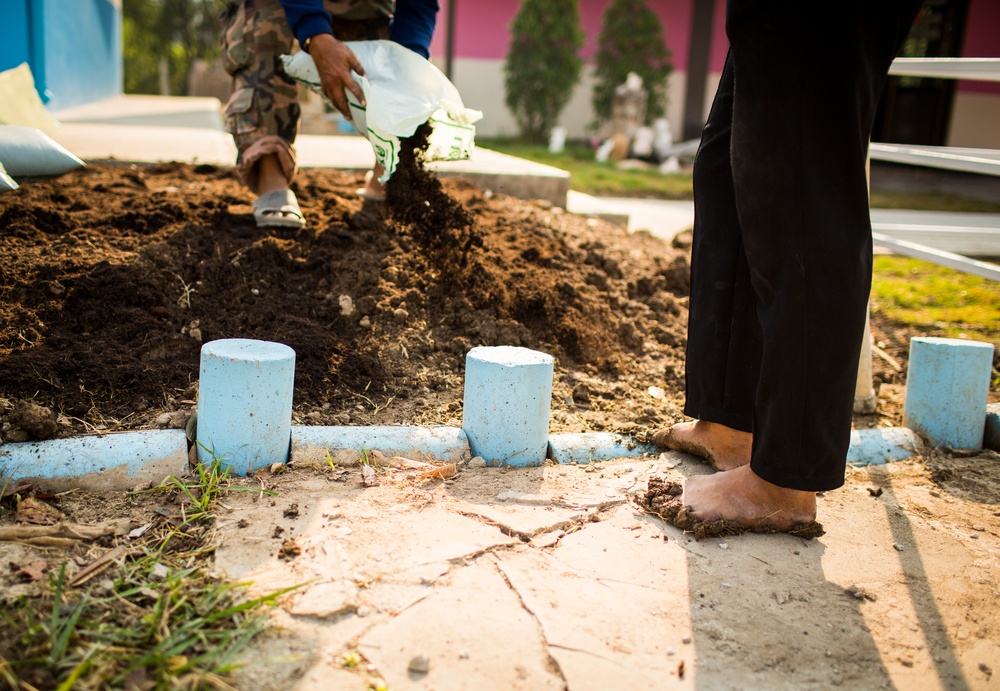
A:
<box><xmin>0</xmin><ymin>424</ymin><xmax>939</xmax><ymax>490</ymax></box>
<box><xmin>0</xmin><ymin>430</ymin><xmax>189</xmax><ymax>490</ymax></box>
<box><xmin>291</xmin><ymin>425</ymin><xmax>469</xmax><ymax>466</ymax></box>
<box><xmin>548</xmin><ymin>432</ymin><xmax>657</xmax><ymax>465</ymax></box>
<box><xmin>846</xmin><ymin>427</ymin><xmax>924</xmax><ymax>466</ymax></box>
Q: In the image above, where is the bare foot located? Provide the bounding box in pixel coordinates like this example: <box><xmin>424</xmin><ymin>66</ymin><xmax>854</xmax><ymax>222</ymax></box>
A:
<box><xmin>684</xmin><ymin>465</ymin><xmax>816</xmax><ymax>530</ymax></box>
<box><xmin>640</xmin><ymin>467</ymin><xmax>823</xmax><ymax>539</ymax></box>
<box><xmin>652</xmin><ymin>420</ymin><xmax>751</xmax><ymax>471</ymax></box>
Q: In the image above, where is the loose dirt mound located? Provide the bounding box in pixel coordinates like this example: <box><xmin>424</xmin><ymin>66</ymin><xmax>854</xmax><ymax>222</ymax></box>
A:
<box><xmin>0</xmin><ymin>162</ymin><xmax>693</xmax><ymax>440</ymax></box>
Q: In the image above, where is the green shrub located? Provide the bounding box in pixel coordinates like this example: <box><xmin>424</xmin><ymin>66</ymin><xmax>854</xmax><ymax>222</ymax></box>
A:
<box><xmin>504</xmin><ymin>0</ymin><xmax>585</xmax><ymax>142</ymax></box>
<box><xmin>124</xmin><ymin>0</ymin><xmax>224</xmax><ymax>96</ymax></box>
<box><xmin>592</xmin><ymin>0</ymin><xmax>673</xmax><ymax>125</ymax></box>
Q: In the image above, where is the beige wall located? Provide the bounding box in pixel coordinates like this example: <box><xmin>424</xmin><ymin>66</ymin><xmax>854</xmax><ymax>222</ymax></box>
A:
<box><xmin>946</xmin><ymin>91</ymin><xmax>1000</xmax><ymax>149</ymax></box>
<box><xmin>449</xmin><ymin>57</ymin><xmax>703</xmax><ymax>142</ymax></box>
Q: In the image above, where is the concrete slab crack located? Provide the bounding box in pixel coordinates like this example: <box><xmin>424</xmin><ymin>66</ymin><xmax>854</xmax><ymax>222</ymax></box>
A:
<box><xmin>548</xmin><ymin>643</ymin><xmax>622</xmax><ymax>665</ymax></box>
<box><xmin>494</xmin><ymin>560</ymin><xmax>570</xmax><ymax>691</ymax></box>
<box><xmin>455</xmin><ymin>498</ymin><xmax>627</xmax><ymax>546</ymax></box>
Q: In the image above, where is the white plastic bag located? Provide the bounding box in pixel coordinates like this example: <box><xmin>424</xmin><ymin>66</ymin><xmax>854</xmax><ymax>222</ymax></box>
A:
<box><xmin>0</xmin><ymin>125</ymin><xmax>84</xmax><ymax>177</ymax></box>
<box><xmin>0</xmin><ymin>160</ymin><xmax>18</xmax><ymax>191</ymax></box>
<box><xmin>282</xmin><ymin>40</ymin><xmax>482</xmax><ymax>182</ymax></box>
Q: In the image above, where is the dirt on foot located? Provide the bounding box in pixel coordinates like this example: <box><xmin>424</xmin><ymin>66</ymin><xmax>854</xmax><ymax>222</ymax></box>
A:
<box><xmin>639</xmin><ymin>475</ymin><xmax>827</xmax><ymax>540</ymax></box>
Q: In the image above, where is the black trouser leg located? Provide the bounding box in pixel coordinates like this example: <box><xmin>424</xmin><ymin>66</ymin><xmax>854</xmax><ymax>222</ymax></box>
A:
<box><xmin>684</xmin><ymin>0</ymin><xmax>922</xmax><ymax>491</ymax></box>
<box><xmin>685</xmin><ymin>53</ymin><xmax>761</xmax><ymax>435</ymax></box>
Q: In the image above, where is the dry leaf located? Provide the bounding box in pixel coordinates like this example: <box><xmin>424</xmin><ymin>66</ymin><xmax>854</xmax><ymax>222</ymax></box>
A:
<box><xmin>270</xmin><ymin>462</ymin><xmax>284</xmax><ymax>474</ymax></box>
<box><xmin>16</xmin><ymin>497</ymin><xmax>65</xmax><ymax>526</ymax></box>
<box><xmin>17</xmin><ymin>559</ymin><xmax>48</xmax><ymax>581</ymax></box>
<box><xmin>361</xmin><ymin>464</ymin><xmax>379</xmax><ymax>487</ymax></box>
<box><xmin>419</xmin><ymin>463</ymin><xmax>458</xmax><ymax>481</ymax></box>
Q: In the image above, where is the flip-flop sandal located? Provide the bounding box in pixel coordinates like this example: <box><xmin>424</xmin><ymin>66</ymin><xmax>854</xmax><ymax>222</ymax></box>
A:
<box><xmin>355</xmin><ymin>170</ymin><xmax>386</xmax><ymax>202</ymax></box>
<box><xmin>637</xmin><ymin>476</ymin><xmax>825</xmax><ymax>540</ymax></box>
<box><xmin>253</xmin><ymin>189</ymin><xmax>306</xmax><ymax>229</ymax></box>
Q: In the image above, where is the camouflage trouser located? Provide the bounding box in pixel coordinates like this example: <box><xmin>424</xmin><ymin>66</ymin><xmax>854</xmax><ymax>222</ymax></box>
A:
<box><xmin>220</xmin><ymin>0</ymin><xmax>391</xmax><ymax>191</ymax></box>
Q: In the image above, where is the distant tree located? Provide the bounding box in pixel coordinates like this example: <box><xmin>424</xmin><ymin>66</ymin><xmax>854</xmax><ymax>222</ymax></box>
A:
<box><xmin>504</xmin><ymin>0</ymin><xmax>585</xmax><ymax>142</ymax></box>
<box><xmin>123</xmin><ymin>0</ymin><xmax>225</xmax><ymax>95</ymax></box>
<box><xmin>592</xmin><ymin>0</ymin><xmax>673</xmax><ymax>125</ymax></box>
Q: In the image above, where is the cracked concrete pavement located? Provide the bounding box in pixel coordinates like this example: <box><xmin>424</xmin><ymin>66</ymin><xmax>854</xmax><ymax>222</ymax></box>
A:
<box><xmin>217</xmin><ymin>452</ymin><xmax>1000</xmax><ymax>690</ymax></box>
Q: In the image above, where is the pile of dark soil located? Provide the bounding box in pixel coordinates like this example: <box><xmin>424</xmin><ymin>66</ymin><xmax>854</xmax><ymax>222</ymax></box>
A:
<box><xmin>0</xmin><ymin>161</ymin><xmax>704</xmax><ymax>442</ymax></box>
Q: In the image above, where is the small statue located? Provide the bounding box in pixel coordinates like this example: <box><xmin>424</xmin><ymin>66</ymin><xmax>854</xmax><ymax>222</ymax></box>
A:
<box><xmin>610</xmin><ymin>72</ymin><xmax>647</xmax><ymax>142</ymax></box>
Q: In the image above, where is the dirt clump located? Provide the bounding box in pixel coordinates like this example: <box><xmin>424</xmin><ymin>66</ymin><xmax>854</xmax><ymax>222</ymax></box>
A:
<box><xmin>7</xmin><ymin>401</ymin><xmax>58</xmax><ymax>441</ymax></box>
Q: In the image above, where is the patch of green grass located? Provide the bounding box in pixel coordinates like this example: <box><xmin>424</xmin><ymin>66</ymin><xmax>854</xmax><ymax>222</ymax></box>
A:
<box><xmin>1</xmin><ymin>459</ymin><xmax>292</xmax><ymax>689</ymax></box>
<box><xmin>871</xmin><ymin>255</ymin><xmax>1000</xmax><ymax>344</ymax></box>
<box><xmin>478</xmin><ymin>138</ymin><xmax>693</xmax><ymax>199</ymax></box>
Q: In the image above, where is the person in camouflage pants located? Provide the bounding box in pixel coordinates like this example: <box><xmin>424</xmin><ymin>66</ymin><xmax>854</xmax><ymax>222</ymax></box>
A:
<box><xmin>220</xmin><ymin>0</ymin><xmax>438</xmax><ymax>228</ymax></box>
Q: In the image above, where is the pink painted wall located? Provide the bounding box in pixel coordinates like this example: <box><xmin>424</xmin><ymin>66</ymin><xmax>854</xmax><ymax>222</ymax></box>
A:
<box><xmin>958</xmin><ymin>0</ymin><xmax>1000</xmax><ymax>94</ymax></box>
<box><xmin>439</xmin><ymin>0</ymin><xmax>723</xmax><ymax>73</ymax></box>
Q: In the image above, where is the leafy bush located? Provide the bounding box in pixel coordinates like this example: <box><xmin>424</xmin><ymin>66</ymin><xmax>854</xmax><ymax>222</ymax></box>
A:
<box><xmin>592</xmin><ymin>0</ymin><xmax>673</xmax><ymax>125</ymax></box>
<box><xmin>504</xmin><ymin>0</ymin><xmax>585</xmax><ymax>142</ymax></box>
<box><xmin>124</xmin><ymin>0</ymin><xmax>224</xmax><ymax>95</ymax></box>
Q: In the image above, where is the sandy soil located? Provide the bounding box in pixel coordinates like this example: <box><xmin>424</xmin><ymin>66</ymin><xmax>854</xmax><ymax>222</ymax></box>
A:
<box><xmin>1</xmin><ymin>162</ymin><xmax>999</xmax><ymax>689</ymax></box>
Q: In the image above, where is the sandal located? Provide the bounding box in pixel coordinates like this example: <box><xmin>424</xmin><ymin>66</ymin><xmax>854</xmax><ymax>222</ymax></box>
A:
<box><xmin>356</xmin><ymin>170</ymin><xmax>386</xmax><ymax>202</ymax></box>
<box><xmin>253</xmin><ymin>188</ymin><xmax>306</xmax><ymax>229</ymax></box>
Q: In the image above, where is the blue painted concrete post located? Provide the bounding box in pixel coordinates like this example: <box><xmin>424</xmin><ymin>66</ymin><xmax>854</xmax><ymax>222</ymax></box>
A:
<box><xmin>462</xmin><ymin>346</ymin><xmax>554</xmax><ymax>466</ymax></box>
<box><xmin>197</xmin><ymin>339</ymin><xmax>296</xmax><ymax>475</ymax></box>
<box><xmin>903</xmin><ymin>337</ymin><xmax>994</xmax><ymax>449</ymax></box>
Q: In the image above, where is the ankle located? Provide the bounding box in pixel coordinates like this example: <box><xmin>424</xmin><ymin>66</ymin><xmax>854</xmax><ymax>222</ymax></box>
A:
<box><xmin>256</xmin><ymin>155</ymin><xmax>289</xmax><ymax>195</ymax></box>
<box><xmin>746</xmin><ymin>468</ymin><xmax>816</xmax><ymax>514</ymax></box>
<box><xmin>694</xmin><ymin>422</ymin><xmax>752</xmax><ymax>455</ymax></box>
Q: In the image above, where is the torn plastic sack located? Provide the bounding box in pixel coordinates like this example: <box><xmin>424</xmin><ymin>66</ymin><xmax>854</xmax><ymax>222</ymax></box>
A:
<box><xmin>281</xmin><ymin>40</ymin><xmax>482</xmax><ymax>182</ymax></box>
